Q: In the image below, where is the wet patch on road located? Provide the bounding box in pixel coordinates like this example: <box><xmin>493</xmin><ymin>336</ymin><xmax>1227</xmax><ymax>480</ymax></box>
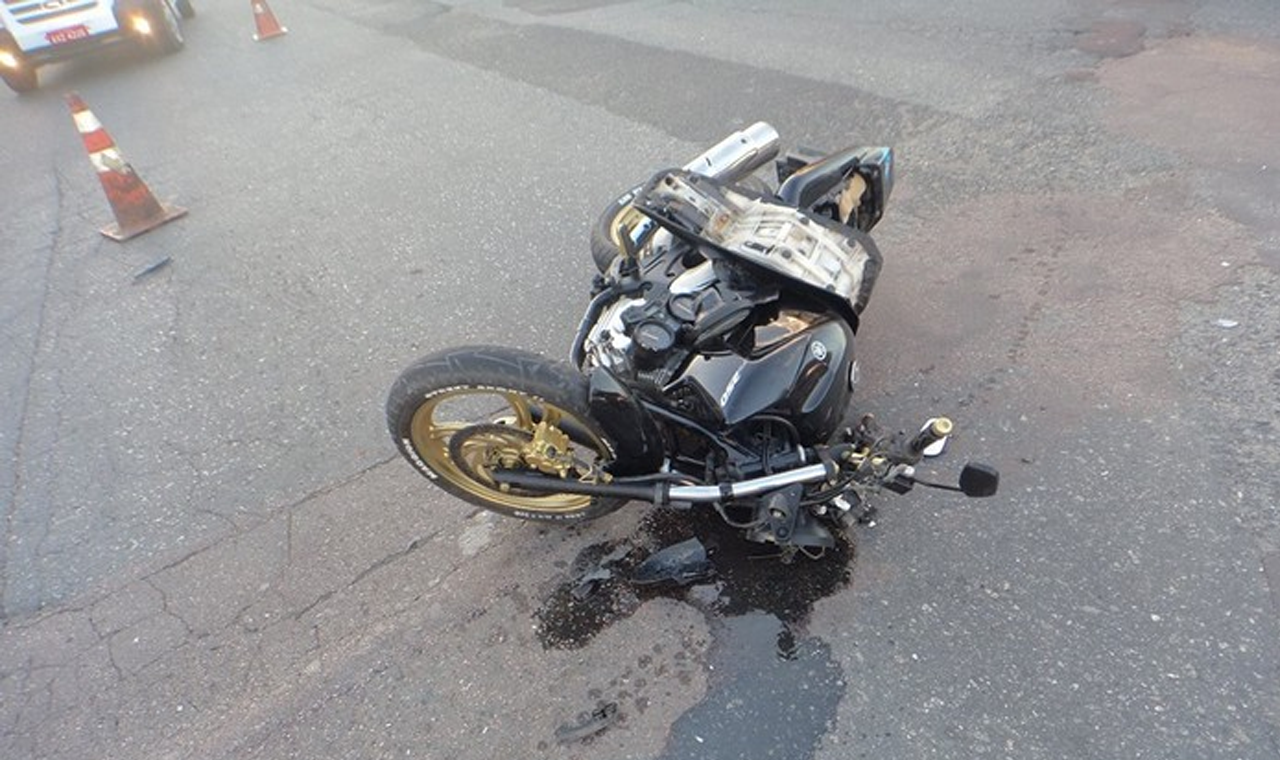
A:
<box><xmin>534</xmin><ymin>539</ymin><xmax>644</xmax><ymax>650</ymax></box>
<box><xmin>655</xmin><ymin>612</ymin><xmax>844</xmax><ymax>760</ymax></box>
<box><xmin>535</xmin><ymin>508</ymin><xmax>852</xmax><ymax>650</ymax></box>
<box><xmin>535</xmin><ymin>509</ymin><xmax>851</xmax><ymax>756</ymax></box>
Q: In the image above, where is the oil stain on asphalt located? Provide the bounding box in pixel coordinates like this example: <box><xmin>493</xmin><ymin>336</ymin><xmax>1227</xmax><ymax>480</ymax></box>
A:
<box><xmin>535</xmin><ymin>508</ymin><xmax>851</xmax><ymax>758</ymax></box>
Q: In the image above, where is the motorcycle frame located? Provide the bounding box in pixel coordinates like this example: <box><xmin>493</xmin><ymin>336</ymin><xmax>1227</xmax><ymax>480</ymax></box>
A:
<box><xmin>578</xmin><ymin>303</ymin><xmax>849</xmax><ymax>486</ymax></box>
<box><xmin>560</xmin><ymin>125</ymin><xmax>895</xmax><ymax>499</ymax></box>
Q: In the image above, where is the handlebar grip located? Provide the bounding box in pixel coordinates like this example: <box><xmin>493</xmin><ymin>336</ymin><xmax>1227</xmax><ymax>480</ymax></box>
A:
<box><xmin>906</xmin><ymin>417</ymin><xmax>952</xmax><ymax>459</ymax></box>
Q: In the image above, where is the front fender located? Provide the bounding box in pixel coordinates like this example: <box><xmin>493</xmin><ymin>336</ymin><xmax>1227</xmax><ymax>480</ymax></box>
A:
<box><xmin>587</xmin><ymin>368</ymin><xmax>665</xmax><ymax>476</ymax></box>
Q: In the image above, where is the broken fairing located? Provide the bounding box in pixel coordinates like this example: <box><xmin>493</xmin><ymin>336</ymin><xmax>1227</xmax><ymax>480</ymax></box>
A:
<box><xmin>633</xmin><ymin>170</ymin><xmax>882</xmax><ymax>317</ymax></box>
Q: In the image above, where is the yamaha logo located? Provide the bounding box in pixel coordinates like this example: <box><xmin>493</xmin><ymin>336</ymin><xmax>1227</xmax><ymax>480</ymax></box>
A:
<box><xmin>811</xmin><ymin>341</ymin><xmax>828</xmax><ymax>361</ymax></box>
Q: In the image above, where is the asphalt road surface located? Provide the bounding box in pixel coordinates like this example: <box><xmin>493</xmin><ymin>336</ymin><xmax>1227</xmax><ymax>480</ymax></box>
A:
<box><xmin>2</xmin><ymin>1</ymin><xmax>1278</xmax><ymax>758</ymax></box>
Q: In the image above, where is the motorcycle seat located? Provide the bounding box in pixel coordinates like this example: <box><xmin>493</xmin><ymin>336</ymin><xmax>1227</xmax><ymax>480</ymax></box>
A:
<box><xmin>775</xmin><ymin>146</ymin><xmax>867</xmax><ymax>210</ymax></box>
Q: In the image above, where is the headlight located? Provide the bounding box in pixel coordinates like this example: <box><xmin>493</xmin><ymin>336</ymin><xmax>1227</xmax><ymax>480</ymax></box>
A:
<box><xmin>130</xmin><ymin>14</ymin><xmax>153</xmax><ymax>35</ymax></box>
<box><xmin>0</xmin><ymin>51</ymin><xmax>19</xmax><ymax>70</ymax></box>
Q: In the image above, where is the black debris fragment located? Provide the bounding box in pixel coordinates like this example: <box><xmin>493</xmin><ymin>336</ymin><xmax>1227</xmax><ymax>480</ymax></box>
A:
<box><xmin>132</xmin><ymin>255</ymin><xmax>172</xmax><ymax>282</ymax></box>
<box><xmin>555</xmin><ymin>702</ymin><xmax>619</xmax><ymax>744</ymax></box>
<box><xmin>632</xmin><ymin>537</ymin><xmax>715</xmax><ymax>586</ymax></box>
<box><xmin>570</xmin><ymin>567</ymin><xmax>614</xmax><ymax>601</ymax></box>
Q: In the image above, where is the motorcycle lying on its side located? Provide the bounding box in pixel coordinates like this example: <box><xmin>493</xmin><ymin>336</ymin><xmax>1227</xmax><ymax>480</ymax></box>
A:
<box><xmin>386</xmin><ymin>122</ymin><xmax>998</xmax><ymax>557</ymax></box>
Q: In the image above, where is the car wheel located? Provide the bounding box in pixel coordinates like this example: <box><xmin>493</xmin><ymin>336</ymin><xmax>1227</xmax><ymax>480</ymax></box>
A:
<box><xmin>1</xmin><ymin>64</ymin><xmax>37</xmax><ymax>94</ymax></box>
<box><xmin>146</xmin><ymin>0</ymin><xmax>185</xmax><ymax>54</ymax></box>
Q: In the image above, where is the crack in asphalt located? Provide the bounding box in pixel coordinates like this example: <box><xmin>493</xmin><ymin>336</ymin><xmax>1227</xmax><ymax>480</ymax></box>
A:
<box><xmin>145</xmin><ymin>577</ymin><xmax>195</xmax><ymax>640</ymax></box>
<box><xmin>290</xmin><ymin>532</ymin><xmax>438</xmax><ymax>624</ymax></box>
<box><xmin>1</xmin><ymin>520</ymin><xmax>447</xmax><ymax>746</ymax></box>
<box><xmin>141</xmin><ymin>455</ymin><xmax>400</xmax><ymax>583</ymax></box>
<box><xmin>1</xmin><ymin>164</ymin><xmax>72</xmax><ymax>622</ymax></box>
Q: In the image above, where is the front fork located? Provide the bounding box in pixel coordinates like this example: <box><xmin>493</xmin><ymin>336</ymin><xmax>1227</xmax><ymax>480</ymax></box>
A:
<box><xmin>585</xmin><ymin>367</ymin><xmax>666</xmax><ymax>476</ymax></box>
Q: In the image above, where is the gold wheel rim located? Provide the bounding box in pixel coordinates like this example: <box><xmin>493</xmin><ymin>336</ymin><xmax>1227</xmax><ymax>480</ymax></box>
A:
<box><xmin>408</xmin><ymin>388</ymin><xmax>607</xmax><ymax>512</ymax></box>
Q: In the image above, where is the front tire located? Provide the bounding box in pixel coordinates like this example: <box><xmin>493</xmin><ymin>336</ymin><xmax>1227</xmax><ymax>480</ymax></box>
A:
<box><xmin>386</xmin><ymin>345</ymin><xmax>626</xmax><ymax>522</ymax></box>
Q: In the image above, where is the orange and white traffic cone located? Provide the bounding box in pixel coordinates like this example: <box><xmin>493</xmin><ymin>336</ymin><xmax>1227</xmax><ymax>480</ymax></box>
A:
<box><xmin>66</xmin><ymin>92</ymin><xmax>187</xmax><ymax>242</ymax></box>
<box><xmin>251</xmin><ymin>0</ymin><xmax>288</xmax><ymax>41</ymax></box>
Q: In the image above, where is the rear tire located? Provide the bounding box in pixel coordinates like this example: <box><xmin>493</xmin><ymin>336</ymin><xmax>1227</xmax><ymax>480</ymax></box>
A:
<box><xmin>387</xmin><ymin>345</ymin><xmax>626</xmax><ymax>522</ymax></box>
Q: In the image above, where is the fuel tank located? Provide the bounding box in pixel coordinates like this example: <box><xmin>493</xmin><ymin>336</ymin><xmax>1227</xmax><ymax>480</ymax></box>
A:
<box><xmin>666</xmin><ymin>311</ymin><xmax>855</xmax><ymax>443</ymax></box>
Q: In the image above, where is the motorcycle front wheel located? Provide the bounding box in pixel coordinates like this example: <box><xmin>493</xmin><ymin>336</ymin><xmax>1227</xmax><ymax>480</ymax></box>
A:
<box><xmin>386</xmin><ymin>345</ymin><xmax>626</xmax><ymax>522</ymax></box>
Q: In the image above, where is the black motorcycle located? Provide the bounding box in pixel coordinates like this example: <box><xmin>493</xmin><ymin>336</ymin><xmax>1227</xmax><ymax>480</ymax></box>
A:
<box><xmin>386</xmin><ymin>123</ymin><xmax>997</xmax><ymax>556</ymax></box>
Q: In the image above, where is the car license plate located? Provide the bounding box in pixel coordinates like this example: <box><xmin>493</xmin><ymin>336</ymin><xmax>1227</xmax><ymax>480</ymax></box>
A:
<box><xmin>47</xmin><ymin>25</ymin><xmax>90</xmax><ymax>45</ymax></box>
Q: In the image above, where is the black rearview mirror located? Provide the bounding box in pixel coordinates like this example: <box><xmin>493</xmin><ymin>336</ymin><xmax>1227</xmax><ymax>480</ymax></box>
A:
<box><xmin>959</xmin><ymin>463</ymin><xmax>999</xmax><ymax>498</ymax></box>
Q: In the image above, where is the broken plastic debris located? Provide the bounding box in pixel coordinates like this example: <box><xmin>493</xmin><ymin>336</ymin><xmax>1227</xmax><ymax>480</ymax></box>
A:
<box><xmin>132</xmin><ymin>255</ymin><xmax>172</xmax><ymax>282</ymax></box>
<box><xmin>1214</xmin><ymin>318</ymin><xmax>1239</xmax><ymax>329</ymax></box>
<box><xmin>569</xmin><ymin>545</ymin><xmax>631</xmax><ymax>600</ymax></box>
<box><xmin>631</xmin><ymin>537</ymin><xmax>714</xmax><ymax>586</ymax></box>
<box><xmin>555</xmin><ymin>702</ymin><xmax>619</xmax><ymax>744</ymax></box>
<box><xmin>570</xmin><ymin>567</ymin><xmax>613</xmax><ymax>601</ymax></box>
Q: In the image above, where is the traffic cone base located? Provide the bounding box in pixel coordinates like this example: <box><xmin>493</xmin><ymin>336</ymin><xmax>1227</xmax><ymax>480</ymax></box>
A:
<box><xmin>101</xmin><ymin>202</ymin><xmax>188</xmax><ymax>242</ymax></box>
<box><xmin>66</xmin><ymin>92</ymin><xmax>186</xmax><ymax>243</ymax></box>
<box><xmin>252</xmin><ymin>0</ymin><xmax>288</xmax><ymax>41</ymax></box>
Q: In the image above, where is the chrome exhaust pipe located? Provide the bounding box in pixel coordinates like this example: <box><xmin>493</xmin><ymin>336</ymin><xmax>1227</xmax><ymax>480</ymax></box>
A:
<box><xmin>682</xmin><ymin>121</ymin><xmax>781</xmax><ymax>184</ymax></box>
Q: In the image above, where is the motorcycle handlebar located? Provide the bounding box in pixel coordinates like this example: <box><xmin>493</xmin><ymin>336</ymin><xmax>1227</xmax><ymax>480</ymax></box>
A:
<box><xmin>905</xmin><ymin>417</ymin><xmax>952</xmax><ymax>460</ymax></box>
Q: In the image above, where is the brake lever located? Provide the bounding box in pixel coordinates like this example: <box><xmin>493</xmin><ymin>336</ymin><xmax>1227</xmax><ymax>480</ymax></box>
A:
<box><xmin>905</xmin><ymin>475</ymin><xmax>962</xmax><ymax>493</ymax></box>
